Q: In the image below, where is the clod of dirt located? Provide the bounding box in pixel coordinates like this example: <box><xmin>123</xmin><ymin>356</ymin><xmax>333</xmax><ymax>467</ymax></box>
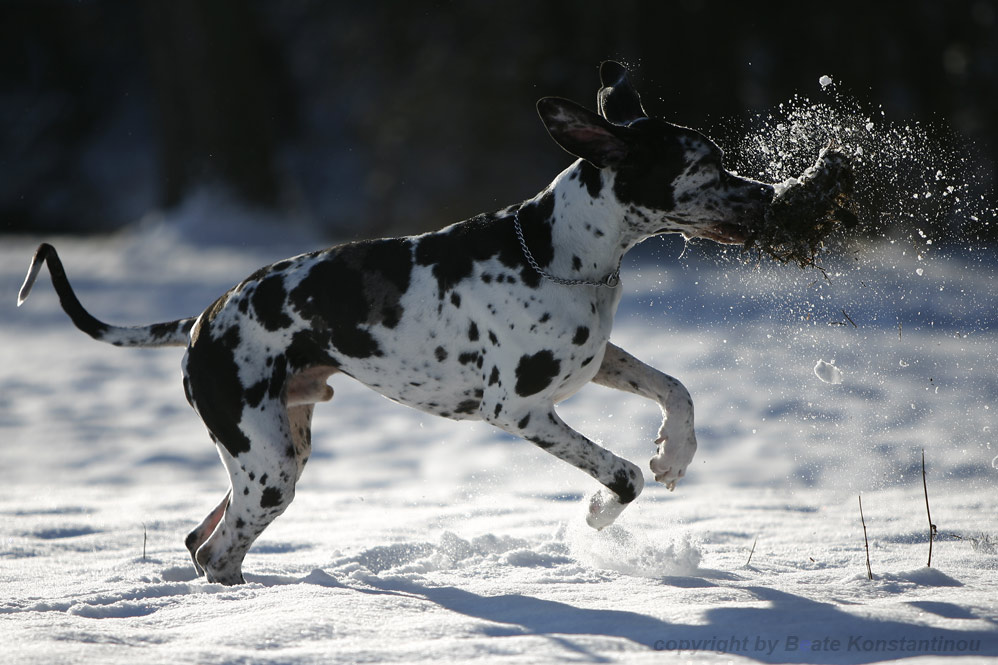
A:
<box><xmin>748</xmin><ymin>145</ymin><xmax>858</xmax><ymax>268</ymax></box>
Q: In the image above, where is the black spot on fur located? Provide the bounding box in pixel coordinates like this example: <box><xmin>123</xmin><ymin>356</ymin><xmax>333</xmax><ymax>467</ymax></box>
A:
<box><xmin>451</xmin><ymin>293</ymin><xmax>461</xmax><ymax>308</ymax></box>
<box><xmin>514</xmin><ymin>351</ymin><xmax>561</xmax><ymax>397</ymax></box>
<box><xmin>468</xmin><ymin>322</ymin><xmax>479</xmax><ymax>342</ymax></box>
<box><xmin>435</xmin><ymin>346</ymin><xmax>448</xmax><ymax>362</ymax></box>
<box><xmin>577</xmin><ymin>161</ymin><xmax>603</xmax><ymax>198</ymax></box>
<box><xmin>488</xmin><ymin>330</ymin><xmax>499</xmax><ymax>346</ymax></box>
<box><xmin>414</xmin><ymin>193</ymin><xmax>555</xmax><ymax>296</ymax></box>
<box><xmin>517</xmin><ymin>414</ymin><xmax>531</xmax><ymax>429</ymax></box>
<box><xmin>251</xmin><ymin>274</ymin><xmax>294</xmax><ymax>331</ymax></box>
<box><xmin>260</xmin><ymin>487</ymin><xmax>283</xmax><ymax>509</ymax></box>
<box><xmin>415</xmin><ymin>214</ymin><xmax>510</xmax><ymax>296</ymax></box>
<box><xmin>289</xmin><ymin>239</ymin><xmax>413</xmax><ymax>359</ymax></box>
<box><xmin>572</xmin><ymin>326</ymin><xmax>590</xmax><ymax>345</ymax></box>
<box><xmin>286</xmin><ymin>330</ymin><xmax>340</xmax><ymax>372</ymax></box>
<box><xmin>612</xmin><ymin>122</ymin><xmax>695</xmax><ymax>212</ymax></box>
<box><xmin>458</xmin><ymin>352</ymin><xmax>479</xmax><ymax>366</ymax></box>
<box><xmin>381</xmin><ymin>303</ymin><xmax>402</xmax><ymax>329</ymax></box>
<box><xmin>185</xmin><ymin>318</ymin><xmax>251</xmax><ymax>456</ymax></box>
<box><xmin>245</xmin><ymin>379</ymin><xmax>267</xmax><ymax>409</ymax></box>
<box><xmin>607</xmin><ymin>468</ymin><xmax>638</xmax><ymax>504</ymax></box>
<box><xmin>488</xmin><ymin>366</ymin><xmax>500</xmax><ymax>386</ymax></box>
<box><xmin>455</xmin><ymin>399</ymin><xmax>480</xmax><ymax>415</ymax></box>
<box><xmin>571</xmin><ymin>256</ymin><xmax>582</xmax><ymax>272</ymax></box>
<box><xmin>529</xmin><ymin>437</ymin><xmax>556</xmax><ymax>450</ymax></box>
<box><xmin>149</xmin><ymin>319</ymin><xmax>193</xmax><ymax>341</ymax></box>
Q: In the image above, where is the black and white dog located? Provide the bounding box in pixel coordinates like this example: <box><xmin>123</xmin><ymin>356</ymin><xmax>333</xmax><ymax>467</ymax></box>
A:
<box><xmin>19</xmin><ymin>62</ymin><xmax>774</xmax><ymax>585</ymax></box>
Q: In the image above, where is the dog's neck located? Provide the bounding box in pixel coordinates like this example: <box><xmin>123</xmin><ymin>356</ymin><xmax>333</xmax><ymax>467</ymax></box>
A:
<box><xmin>522</xmin><ymin>160</ymin><xmax>639</xmax><ymax>286</ymax></box>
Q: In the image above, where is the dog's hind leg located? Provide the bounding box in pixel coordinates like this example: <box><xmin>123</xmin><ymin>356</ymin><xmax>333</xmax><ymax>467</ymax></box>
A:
<box><xmin>488</xmin><ymin>402</ymin><xmax>644</xmax><ymax>530</ymax></box>
<box><xmin>592</xmin><ymin>343</ymin><xmax>697</xmax><ymax>490</ymax></box>
<box><xmin>184</xmin><ymin>400</ymin><xmax>312</xmax><ymax>577</ymax></box>
<box><xmin>186</xmin><ymin>491</ymin><xmax>230</xmax><ymax>577</ymax></box>
<box><xmin>193</xmin><ymin>400</ymin><xmax>302</xmax><ymax>585</ymax></box>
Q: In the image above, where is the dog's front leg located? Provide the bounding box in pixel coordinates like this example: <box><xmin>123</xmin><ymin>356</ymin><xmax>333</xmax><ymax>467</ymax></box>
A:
<box><xmin>592</xmin><ymin>343</ymin><xmax>697</xmax><ymax>490</ymax></box>
<box><xmin>488</xmin><ymin>403</ymin><xmax>643</xmax><ymax>530</ymax></box>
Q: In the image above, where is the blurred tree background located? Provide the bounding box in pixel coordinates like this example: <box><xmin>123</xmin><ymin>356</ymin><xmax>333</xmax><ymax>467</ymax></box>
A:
<box><xmin>1</xmin><ymin>0</ymin><xmax>994</xmax><ymax>239</ymax></box>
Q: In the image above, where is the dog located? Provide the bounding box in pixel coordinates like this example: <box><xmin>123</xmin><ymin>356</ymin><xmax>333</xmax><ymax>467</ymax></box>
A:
<box><xmin>18</xmin><ymin>62</ymin><xmax>775</xmax><ymax>585</ymax></box>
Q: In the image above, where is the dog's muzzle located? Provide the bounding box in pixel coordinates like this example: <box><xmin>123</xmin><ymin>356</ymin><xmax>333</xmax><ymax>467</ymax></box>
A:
<box><xmin>687</xmin><ymin>182</ymin><xmax>776</xmax><ymax>245</ymax></box>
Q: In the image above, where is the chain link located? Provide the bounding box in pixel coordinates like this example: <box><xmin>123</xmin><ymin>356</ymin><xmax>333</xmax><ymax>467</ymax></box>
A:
<box><xmin>513</xmin><ymin>209</ymin><xmax>621</xmax><ymax>288</ymax></box>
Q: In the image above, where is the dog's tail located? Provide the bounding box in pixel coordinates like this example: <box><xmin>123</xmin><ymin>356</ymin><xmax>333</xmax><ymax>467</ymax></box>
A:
<box><xmin>17</xmin><ymin>243</ymin><xmax>196</xmax><ymax>348</ymax></box>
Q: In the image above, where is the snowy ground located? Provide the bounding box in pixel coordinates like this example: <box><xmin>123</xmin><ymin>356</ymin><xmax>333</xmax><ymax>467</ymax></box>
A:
<box><xmin>1</xmin><ymin>201</ymin><xmax>996</xmax><ymax>663</ymax></box>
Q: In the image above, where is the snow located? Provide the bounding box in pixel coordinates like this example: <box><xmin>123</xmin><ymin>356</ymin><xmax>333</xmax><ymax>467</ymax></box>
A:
<box><xmin>813</xmin><ymin>359</ymin><xmax>844</xmax><ymax>385</ymax></box>
<box><xmin>819</xmin><ymin>75</ymin><xmax>834</xmax><ymax>89</ymax></box>
<box><xmin>2</xmin><ymin>199</ymin><xmax>997</xmax><ymax>662</ymax></box>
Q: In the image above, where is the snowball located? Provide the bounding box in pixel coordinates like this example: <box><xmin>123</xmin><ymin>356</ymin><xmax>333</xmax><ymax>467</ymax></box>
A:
<box><xmin>819</xmin><ymin>75</ymin><xmax>833</xmax><ymax>88</ymax></box>
<box><xmin>813</xmin><ymin>359</ymin><xmax>843</xmax><ymax>384</ymax></box>
<box><xmin>772</xmin><ymin>176</ymin><xmax>800</xmax><ymax>197</ymax></box>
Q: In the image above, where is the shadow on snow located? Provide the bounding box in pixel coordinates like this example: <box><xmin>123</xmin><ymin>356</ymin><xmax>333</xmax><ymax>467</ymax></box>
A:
<box><xmin>303</xmin><ymin>571</ymin><xmax>995</xmax><ymax>664</ymax></box>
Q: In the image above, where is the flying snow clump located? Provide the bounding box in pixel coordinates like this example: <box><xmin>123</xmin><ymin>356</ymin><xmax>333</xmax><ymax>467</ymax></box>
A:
<box><xmin>813</xmin><ymin>359</ymin><xmax>844</xmax><ymax>384</ymax></box>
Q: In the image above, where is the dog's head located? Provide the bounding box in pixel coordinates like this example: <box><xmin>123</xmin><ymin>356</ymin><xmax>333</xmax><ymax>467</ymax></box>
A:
<box><xmin>537</xmin><ymin>61</ymin><xmax>774</xmax><ymax>245</ymax></box>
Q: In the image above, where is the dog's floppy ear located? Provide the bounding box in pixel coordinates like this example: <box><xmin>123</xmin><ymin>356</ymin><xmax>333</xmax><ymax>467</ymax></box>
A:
<box><xmin>537</xmin><ymin>97</ymin><xmax>630</xmax><ymax>168</ymax></box>
<box><xmin>597</xmin><ymin>61</ymin><xmax>647</xmax><ymax>125</ymax></box>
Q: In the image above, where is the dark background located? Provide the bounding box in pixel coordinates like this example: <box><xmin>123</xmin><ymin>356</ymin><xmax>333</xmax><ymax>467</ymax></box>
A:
<box><xmin>1</xmin><ymin>0</ymin><xmax>995</xmax><ymax>240</ymax></box>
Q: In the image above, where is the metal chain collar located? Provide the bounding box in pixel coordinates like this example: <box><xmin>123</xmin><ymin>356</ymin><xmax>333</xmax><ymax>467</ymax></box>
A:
<box><xmin>513</xmin><ymin>209</ymin><xmax>621</xmax><ymax>288</ymax></box>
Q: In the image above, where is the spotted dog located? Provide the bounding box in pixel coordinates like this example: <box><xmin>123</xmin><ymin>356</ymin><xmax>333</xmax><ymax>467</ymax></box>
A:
<box><xmin>18</xmin><ymin>62</ymin><xmax>775</xmax><ymax>585</ymax></box>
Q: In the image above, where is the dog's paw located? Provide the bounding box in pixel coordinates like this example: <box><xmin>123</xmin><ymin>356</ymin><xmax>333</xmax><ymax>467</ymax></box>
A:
<box><xmin>586</xmin><ymin>489</ymin><xmax>627</xmax><ymax>530</ymax></box>
<box><xmin>650</xmin><ymin>434</ymin><xmax>696</xmax><ymax>491</ymax></box>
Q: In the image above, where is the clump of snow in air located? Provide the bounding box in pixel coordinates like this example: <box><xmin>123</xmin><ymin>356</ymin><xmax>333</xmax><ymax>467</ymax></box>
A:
<box><xmin>813</xmin><ymin>359</ymin><xmax>844</xmax><ymax>384</ymax></box>
<box><xmin>3</xmin><ymin>76</ymin><xmax>998</xmax><ymax>663</ymax></box>
<box><xmin>713</xmin><ymin>75</ymin><xmax>995</xmax><ymax>253</ymax></box>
